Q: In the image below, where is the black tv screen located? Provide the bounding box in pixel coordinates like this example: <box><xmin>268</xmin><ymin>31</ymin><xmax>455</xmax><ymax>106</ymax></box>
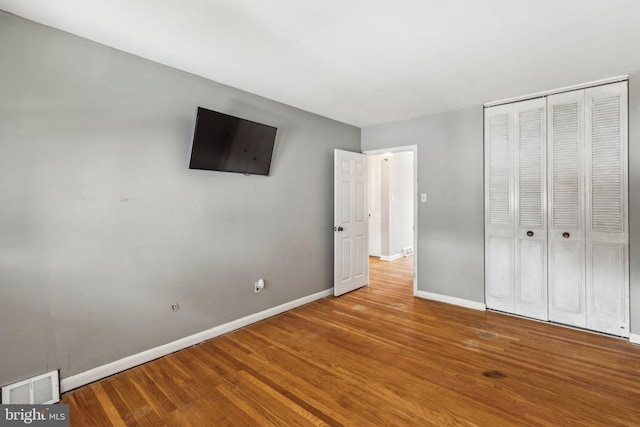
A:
<box><xmin>189</xmin><ymin>107</ymin><xmax>277</xmax><ymax>176</ymax></box>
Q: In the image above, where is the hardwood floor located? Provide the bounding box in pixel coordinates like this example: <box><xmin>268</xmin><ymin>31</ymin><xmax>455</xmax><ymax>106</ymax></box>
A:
<box><xmin>62</xmin><ymin>256</ymin><xmax>640</xmax><ymax>426</ymax></box>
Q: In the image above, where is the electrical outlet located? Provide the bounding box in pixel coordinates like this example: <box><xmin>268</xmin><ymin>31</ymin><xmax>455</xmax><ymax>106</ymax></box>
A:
<box><xmin>255</xmin><ymin>278</ymin><xmax>265</xmax><ymax>293</ymax></box>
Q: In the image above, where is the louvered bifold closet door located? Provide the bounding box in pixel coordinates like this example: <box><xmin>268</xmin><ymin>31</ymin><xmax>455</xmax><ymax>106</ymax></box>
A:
<box><xmin>547</xmin><ymin>90</ymin><xmax>586</xmax><ymax>328</ymax></box>
<box><xmin>514</xmin><ymin>98</ymin><xmax>547</xmax><ymax>320</ymax></box>
<box><xmin>485</xmin><ymin>104</ymin><xmax>515</xmax><ymax>313</ymax></box>
<box><xmin>585</xmin><ymin>82</ymin><xmax>629</xmax><ymax>336</ymax></box>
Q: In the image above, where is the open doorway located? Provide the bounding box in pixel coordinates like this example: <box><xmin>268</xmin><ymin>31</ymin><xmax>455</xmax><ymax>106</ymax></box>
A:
<box><xmin>364</xmin><ymin>146</ymin><xmax>418</xmax><ymax>295</ymax></box>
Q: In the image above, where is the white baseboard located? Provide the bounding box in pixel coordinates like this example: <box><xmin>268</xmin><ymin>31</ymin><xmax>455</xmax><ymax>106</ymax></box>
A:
<box><xmin>415</xmin><ymin>290</ymin><xmax>486</xmax><ymax>311</ymax></box>
<box><xmin>380</xmin><ymin>253</ymin><xmax>404</xmax><ymax>262</ymax></box>
<box><xmin>60</xmin><ymin>288</ymin><xmax>333</xmax><ymax>393</ymax></box>
<box><xmin>629</xmin><ymin>333</ymin><xmax>640</xmax><ymax>345</ymax></box>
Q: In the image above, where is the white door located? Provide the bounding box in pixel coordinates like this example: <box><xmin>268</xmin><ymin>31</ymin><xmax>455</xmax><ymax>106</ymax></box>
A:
<box><xmin>547</xmin><ymin>83</ymin><xmax>629</xmax><ymax>335</ymax></box>
<box><xmin>514</xmin><ymin>98</ymin><xmax>547</xmax><ymax>320</ymax></box>
<box><xmin>547</xmin><ymin>89</ymin><xmax>586</xmax><ymax>328</ymax></box>
<box><xmin>368</xmin><ymin>155</ymin><xmax>382</xmax><ymax>257</ymax></box>
<box><xmin>584</xmin><ymin>82</ymin><xmax>629</xmax><ymax>336</ymax></box>
<box><xmin>485</xmin><ymin>104</ymin><xmax>515</xmax><ymax>313</ymax></box>
<box><xmin>334</xmin><ymin>149</ymin><xmax>369</xmax><ymax>296</ymax></box>
<box><xmin>485</xmin><ymin>99</ymin><xmax>548</xmax><ymax>319</ymax></box>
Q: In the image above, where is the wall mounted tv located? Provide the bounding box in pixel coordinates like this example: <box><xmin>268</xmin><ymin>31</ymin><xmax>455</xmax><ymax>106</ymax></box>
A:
<box><xmin>189</xmin><ymin>107</ymin><xmax>277</xmax><ymax>176</ymax></box>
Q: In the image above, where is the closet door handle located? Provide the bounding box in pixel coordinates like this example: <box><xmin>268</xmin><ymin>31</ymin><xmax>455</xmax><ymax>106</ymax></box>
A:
<box><xmin>526</xmin><ymin>231</ymin><xmax>534</xmax><ymax>237</ymax></box>
<box><xmin>562</xmin><ymin>232</ymin><xmax>570</xmax><ymax>238</ymax></box>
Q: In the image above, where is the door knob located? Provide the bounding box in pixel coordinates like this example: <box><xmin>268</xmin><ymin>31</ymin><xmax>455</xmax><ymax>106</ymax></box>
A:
<box><xmin>338</xmin><ymin>226</ymin><xmax>344</xmax><ymax>231</ymax></box>
<box><xmin>526</xmin><ymin>231</ymin><xmax>534</xmax><ymax>237</ymax></box>
<box><xmin>562</xmin><ymin>232</ymin><xmax>570</xmax><ymax>238</ymax></box>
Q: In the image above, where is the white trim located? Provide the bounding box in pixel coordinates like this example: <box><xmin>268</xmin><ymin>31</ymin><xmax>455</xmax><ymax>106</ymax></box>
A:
<box><xmin>415</xmin><ymin>290</ymin><xmax>486</xmax><ymax>311</ymax></box>
<box><xmin>411</xmin><ymin>146</ymin><xmax>418</xmax><ymax>296</ymax></box>
<box><xmin>380</xmin><ymin>253</ymin><xmax>404</xmax><ymax>261</ymax></box>
<box><xmin>484</xmin><ymin>75</ymin><xmax>628</xmax><ymax>108</ymax></box>
<box><xmin>630</xmin><ymin>333</ymin><xmax>640</xmax><ymax>345</ymax></box>
<box><xmin>60</xmin><ymin>289</ymin><xmax>333</xmax><ymax>393</ymax></box>
<box><xmin>488</xmin><ymin>309</ymin><xmax>629</xmax><ymax>340</ymax></box>
<box><xmin>363</xmin><ymin>145</ymin><xmax>417</xmax><ymax>156</ymax></box>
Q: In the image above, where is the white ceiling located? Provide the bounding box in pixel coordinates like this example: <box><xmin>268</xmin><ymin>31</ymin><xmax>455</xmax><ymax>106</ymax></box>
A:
<box><xmin>2</xmin><ymin>0</ymin><xmax>640</xmax><ymax>127</ymax></box>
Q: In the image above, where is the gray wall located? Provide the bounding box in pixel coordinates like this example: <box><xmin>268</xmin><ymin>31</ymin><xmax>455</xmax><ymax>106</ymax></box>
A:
<box><xmin>0</xmin><ymin>12</ymin><xmax>360</xmax><ymax>386</ymax></box>
<box><xmin>361</xmin><ymin>107</ymin><xmax>485</xmax><ymax>303</ymax></box>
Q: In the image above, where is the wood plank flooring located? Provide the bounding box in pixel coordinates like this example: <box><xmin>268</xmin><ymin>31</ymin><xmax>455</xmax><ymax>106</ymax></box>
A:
<box><xmin>62</xmin><ymin>256</ymin><xmax>640</xmax><ymax>426</ymax></box>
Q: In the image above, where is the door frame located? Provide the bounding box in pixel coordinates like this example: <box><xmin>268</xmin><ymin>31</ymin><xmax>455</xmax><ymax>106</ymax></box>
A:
<box><xmin>363</xmin><ymin>145</ymin><xmax>418</xmax><ymax>296</ymax></box>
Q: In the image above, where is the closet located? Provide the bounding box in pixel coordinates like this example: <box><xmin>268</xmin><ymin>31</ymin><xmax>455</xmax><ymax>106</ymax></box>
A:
<box><xmin>484</xmin><ymin>81</ymin><xmax>628</xmax><ymax>337</ymax></box>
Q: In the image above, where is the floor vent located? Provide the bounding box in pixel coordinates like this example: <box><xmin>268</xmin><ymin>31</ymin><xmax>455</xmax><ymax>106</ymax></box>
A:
<box><xmin>402</xmin><ymin>247</ymin><xmax>414</xmax><ymax>256</ymax></box>
<box><xmin>1</xmin><ymin>370</ymin><xmax>60</xmax><ymax>404</ymax></box>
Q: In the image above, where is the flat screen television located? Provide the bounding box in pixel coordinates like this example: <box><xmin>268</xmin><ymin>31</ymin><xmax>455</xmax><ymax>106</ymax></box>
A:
<box><xmin>189</xmin><ymin>107</ymin><xmax>277</xmax><ymax>176</ymax></box>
